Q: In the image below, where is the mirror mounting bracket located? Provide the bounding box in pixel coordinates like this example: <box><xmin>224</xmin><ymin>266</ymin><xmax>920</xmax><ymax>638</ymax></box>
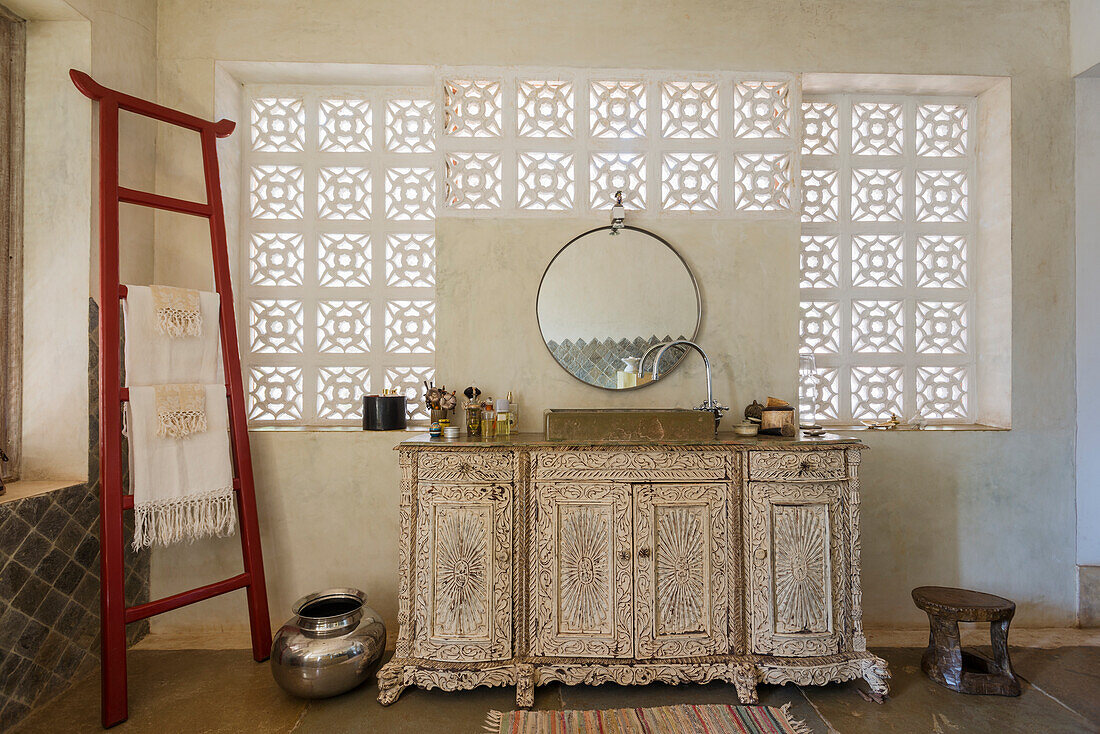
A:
<box><xmin>609</xmin><ymin>190</ymin><xmax>626</xmax><ymax>234</ymax></box>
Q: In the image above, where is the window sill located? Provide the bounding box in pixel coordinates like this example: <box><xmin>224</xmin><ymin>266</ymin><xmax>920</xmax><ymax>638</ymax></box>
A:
<box><xmin>0</xmin><ymin>479</ymin><xmax>85</xmax><ymax>506</ymax></box>
<box><xmin>823</xmin><ymin>423</ymin><xmax>1009</xmax><ymax>432</ymax></box>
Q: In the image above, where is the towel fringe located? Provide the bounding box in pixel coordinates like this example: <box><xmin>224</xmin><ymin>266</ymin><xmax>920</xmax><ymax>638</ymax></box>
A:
<box><xmin>482</xmin><ymin>710</ymin><xmax>503</xmax><ymax>733</ymax></box>
<box><xmin>132</xmin><ymin>486</ymin><xmax>236</xmax><ymax>551</ymax></box>
<box><xmin>778</xmin><ymin>701</ymin><xmax>814</xmax><ymax>734</ymax></box>
<box><xmin>155</xmin><ymin>306</ymin><xmax>202</xmax><ymax>338</ymax></box>
<box><xmin>156</xmin><ymin>409</ymin><xmax>208</xmax><ymax>439</ymax></box>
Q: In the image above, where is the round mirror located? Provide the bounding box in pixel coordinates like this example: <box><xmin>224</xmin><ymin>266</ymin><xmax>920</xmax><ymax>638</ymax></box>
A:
<box><xmin>537</xmin><ymin>226</ymin><xmax>701</xmax><ymax>390</ymax></box>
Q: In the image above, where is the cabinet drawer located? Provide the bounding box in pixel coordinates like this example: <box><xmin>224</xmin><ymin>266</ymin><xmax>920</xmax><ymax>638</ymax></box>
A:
<box><xmin>748</xmin><ymin>450</ymin><xmax>847</xmax><ymax>481</ymax></box>
<box><xmin>417</xmin><ymin>450</ymin><xmax>513</xmax><ymax>482</ymax></box>
<box><xmin>534</xmin><ymin>449</ymin><xmax>726</xmax><ymax>481</ymax></box>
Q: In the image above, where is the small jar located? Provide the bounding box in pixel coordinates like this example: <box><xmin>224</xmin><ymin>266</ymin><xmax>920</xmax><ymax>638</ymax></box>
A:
<box><xmin>482</xmin><ymin>404</ymin><xmax>496</xmax><ymax>438</ymax></box>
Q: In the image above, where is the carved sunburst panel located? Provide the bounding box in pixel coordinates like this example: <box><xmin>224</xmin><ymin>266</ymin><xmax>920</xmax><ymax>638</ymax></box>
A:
<box><xmin>557</xmin><ymin>503</ymin><xmax>613</xmax><ymax>635</ymax></box>
<box><xmin>432</xmin><ymin>505</ymin><xmax>491</xmax><ymax>639</ymax></box>
<box><xmin>654</xmin><ymin>505</ymin><xmax>708</xmax><ymax>635</ymax></box>
<box><xmin>771</xmin><ymin>504</ymin><xmax>830</xmax><ymax>635</ymax></box>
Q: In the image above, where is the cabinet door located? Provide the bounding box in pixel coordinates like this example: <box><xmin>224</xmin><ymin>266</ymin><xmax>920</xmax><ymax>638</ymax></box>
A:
<box><xmin>412</xmin><ymin>483</ymin><xmax>511</xmax><ymax>662</ymax></box>
<box><xmin>635</xmin><ymin>483</ymin><xmax>729</xmax><ymax>658</ymax></box>
<box><xmin>533</xmin><ymin>482</ymin><xmax>633</xmax><ymax>658</ymax></box>
<box><xmin>746</xmin><ymin>482</ymin><xmax>844</xmax><ymax>656</ymax></box>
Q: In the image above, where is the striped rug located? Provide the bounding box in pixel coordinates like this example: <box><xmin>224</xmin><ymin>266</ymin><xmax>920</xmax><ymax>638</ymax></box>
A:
<box><xmin>483</xmin><ymin>703</ymin><xmax>813</xmax><ymax>734</ymax></box>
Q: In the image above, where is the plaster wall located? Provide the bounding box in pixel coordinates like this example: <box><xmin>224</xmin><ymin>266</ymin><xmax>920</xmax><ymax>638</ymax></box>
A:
<box><xmin>1072</xmin><ymin>0</ymin><xmax>1100</xmax><ymax>76</ymax></box>
<box><xmin>149</xmin><ymin>0</ymin><xmax>1077</xmax><ymax>634</ymax></box>
<box><xmin>13</xmin><ymin>0</ymin><xmax>155</xmax><ymax>480</ymax></box>
<box><xmin>1077</xmin><ymin>76</ymin><xmax>1100</xmax><ymax>566</ymax></box>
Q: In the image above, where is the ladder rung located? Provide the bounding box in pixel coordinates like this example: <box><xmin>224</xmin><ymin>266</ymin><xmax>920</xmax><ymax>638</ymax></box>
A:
<box><xmin>124</xmin><ymin>572</ymin><xmax>251</xmax><ymax>623</ymax></box>
<box><xmin>121</xmin><ymin>478</ymin><xmax>241</xmax><ymax>510</ymax></box>
<box><xmin>119</xmin><ymin>386</ymin><xmax>231</xmax><ymax>402</ymax></box>
<box><xmin>119</xmin><ymin>186</ymin><xmax>212</xmax><ymax>217</ymax></box>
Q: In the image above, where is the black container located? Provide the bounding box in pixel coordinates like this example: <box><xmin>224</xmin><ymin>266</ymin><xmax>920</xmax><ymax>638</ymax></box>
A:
<box><xmin>362</xmin><ymin>395</ymin><xmax>407</xmax><ymax>430</ymax></box>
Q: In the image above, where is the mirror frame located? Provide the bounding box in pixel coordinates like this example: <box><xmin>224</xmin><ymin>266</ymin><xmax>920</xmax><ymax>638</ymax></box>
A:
<box><xmin>535</xmin><ymin>225</ymin><xmax>702</xmax><ymax>392</ymax></box>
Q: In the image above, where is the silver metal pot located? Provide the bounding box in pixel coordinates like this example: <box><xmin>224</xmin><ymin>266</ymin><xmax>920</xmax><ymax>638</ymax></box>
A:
<box><xmin>270</xmin><ymin>587</ymin><xmax>386</xmax><ymax>699</ymax></box>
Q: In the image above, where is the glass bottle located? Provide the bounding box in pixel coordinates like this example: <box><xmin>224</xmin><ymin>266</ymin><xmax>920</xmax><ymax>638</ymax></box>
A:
<box><xmin>465</xmin><ymin>402</ymin><xmax>482</xmax><ymax>437</ymax></box>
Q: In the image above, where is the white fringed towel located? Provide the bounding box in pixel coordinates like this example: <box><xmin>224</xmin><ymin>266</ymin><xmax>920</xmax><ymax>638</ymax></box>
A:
<box><xmin>126</xmin><ymin>384</ymin><xmax>236</xmax><ymax>550</ymax></box>
<box><xmin>123</xmin><ymin>285</ymin><xmax>224</xmax><ymax>386</ymax></box>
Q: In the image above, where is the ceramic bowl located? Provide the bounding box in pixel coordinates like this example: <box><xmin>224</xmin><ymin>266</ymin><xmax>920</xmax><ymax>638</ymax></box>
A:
<box><xmin>733</xmin><ymin>423</ymin><xmax>759</xmax><ymax>436</ymax></box>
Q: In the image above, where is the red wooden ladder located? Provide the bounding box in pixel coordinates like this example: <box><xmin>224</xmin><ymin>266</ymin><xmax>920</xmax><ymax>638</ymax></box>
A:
<box><xmin>70</xmin><ymin>70</ymin><xmax>272</xmax><ymax>729</ymax></box>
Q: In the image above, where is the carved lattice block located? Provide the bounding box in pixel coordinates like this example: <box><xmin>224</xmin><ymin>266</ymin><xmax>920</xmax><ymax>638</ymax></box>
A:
<box><xmin>915</xmin><ymin>301</ymin><xmax>968</xmax><ymax>354</ymax></box>
<box><xmin>661</xmin><ymin>81</ymin><xmax>718</xmax><ymax>139</ymax></box>
<box><xmin>518</xmin><ymin>152</ymin><xmax>574</xmax><ymax>211</ymax></box>
<box><xmin>917</xmin><ymin>235</ymin><xmax>968</xmax><ymax>288</ymax></box>
<box><xmin>852</xmin><ymin>300</ymin><xmax>904</xmax><ymax>354</ymax></box>
<box><xmin>443</xmin><ymin>79</ymin><xmax>502</xmax><ymax>138</ymax></box>
<box><xmin>318</xmin><ymin>233</ymin><xmax>371</xmax><ymax>288</ymax></box>
<box><xmin>249</xmin><ymin>232</ymin><xmax>304</xmax><ymax>287</ymax></box>
<box><xmin>917</xmin><ymin>366</ymin><xmax>969</xmax><ymax>420</ymax></box>
<box><xmin>851</xmin><ymin>366</ymin><xmax>903</xmax><ymax>419</ymax></box>
<box><xmin>250</xmin><ymin>165</ymin><xmax>304</xmax><ymax>220</ymax></box>
<box><xmin>249</xmin><ymin>299</ymin><xmax>303</xmax><ymax>354</ymax></box>
<box><xmin>518</xmin><ymin>80</ymin><xmax>574</xmax><ymax>138</ymax></box>
<box><xmin>317</xmin><ymin>300</ymin><xmax>371</xmax><ymax>354</ymax></box>
<box><xmin>385</xmin><ymin>98</ymin><xmax>436</xmax><ymax>153</ymax></box>
<box><xmin>444</xmin><ymin>152</ymin><xmax>502</xmax><ymax>210</ymax></box>
<box><xmin>800</xmin><ymin>235</ymin><xmax>839</xmax><ymax>289</ymax></box>
<box><xmin>733</xmin><ymin>81</ymin><xmax>790</xmax><ymax>139</ymax></box>
<box><xmin>916</xmin><ymin>169</ymin><xmax>968</xmax><ymax>222</ymax></box>
<box><xmin>734</xmin><ymin>153</ymin><xmax>791</xmax><ymax>212</ymax></box>
<box><xmin>318</xmin><ymin>166</ymin><xmax>372</xmax><ymax>220</ymax></box>
<box><xmin>852</xmin><ymin>235</ymin><xmax>904</xmax><ymax>288</ymax></box>
<box><xmin>385</xmin><ymin>167</ymin><xmax>436</xmax><ymax>221</ymax></box>
<box><xmin>316</xmin><ymin>366</ymin><xmax>370</xmax><ymax>421</ymax></box>
<box><xmin>661</xmin><ymin>153</ymin><xmax>718</xmax><ymax>212</ymax></box>
<box><xmin>384</xmin><ymin>300</ymin><xmax>436</xmax><ymax>354</ymax></box>
<box><xmin>248</xmin><ymin>365</ymin><xmax>303</xmax><ymax>421</ymax></box>
<box><xmin>852</xmin><ymin>102</ymin><xmax>903</xmax><ymax>155</ymax></box>
<box><xmin>916</xmin><ymin>104</ymin><xmax>968</xmax><ymax>157</ymax></box>
<box><xmin>801</xmin><ymin>101</ymin><xmax>838</xmax><ymax>155</ymax></box>
<box><xmin>590</xmin><ymin>80</ymin><xmax>646</xmax><ymax>138</ymax></box>
<box><xmin>384</xmin><ymin>366</ymin><xmax>435</xmax><ymax>420</ymax></box>
<box><xmin>319</xmin><ymin>98</ymin><xmax>372</xmax><ymax>152</ymax></box>
<box><xmin>386</xmin><ymin>234</ymin><xmax>435</xmax><ymax>288</ymax></box>
<box><xmin>251</xmin><ymin>97</ymin><xmax>305</xmax><ymax>152</ymax></box>
<box><xmin>800</xmin><ymin>301</ymin><xmax>840</xmax><ymax>354</ymax></box>
<box><xmin>590</xmin><ymin>153</ymin><xmax>646</xmax><ymax>210</ymax></box>
<box><xmin>801</xmin><ymin>169</ymin><xmax>838</xmax><ymax>223</ymax></box>
<box><xmin>804</xmin><ymin>366</ymin><xmax>840</xmax><ymax>421</ymax></box>
<box><xmin>851</xmin><ymin>168</ymin><xmax>903</xmax><ymax>222</ymax></box>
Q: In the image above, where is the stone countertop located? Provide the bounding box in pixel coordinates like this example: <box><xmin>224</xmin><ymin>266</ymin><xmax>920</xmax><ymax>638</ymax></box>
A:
<box><xmin>398</xmin><ymin>431</ymin><xmax>863</xmax><ymax>449</ymax></box>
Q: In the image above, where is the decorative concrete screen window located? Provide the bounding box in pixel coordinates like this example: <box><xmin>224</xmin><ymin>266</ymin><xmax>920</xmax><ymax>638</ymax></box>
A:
<box><xmin>798</xmin><ymin>95</ymin><xmax>978</xmax><ymax>424</ymax></box>
<box><xmin>242</xmin><ymin>86</ymin><xmax>438</xmax><ymax>424</ymax></box>
<box><xmin>241</xmin><ymin>70</ymin><xmax>798</xmax><ymax>426</ymax></box>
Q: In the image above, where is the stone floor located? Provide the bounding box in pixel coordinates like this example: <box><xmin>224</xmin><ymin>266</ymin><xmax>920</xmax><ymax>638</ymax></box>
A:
<box><xmin>11</xmin><ymin>646</ymin><xmax>1100</xmax><ymax>733</ymax></box>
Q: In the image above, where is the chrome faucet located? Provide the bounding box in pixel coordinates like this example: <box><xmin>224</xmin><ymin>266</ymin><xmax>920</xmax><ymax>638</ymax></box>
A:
<box><xmin>639</xmin><ymin>340</ymin><xmax>729</xmax><ymax>432</ymax></box>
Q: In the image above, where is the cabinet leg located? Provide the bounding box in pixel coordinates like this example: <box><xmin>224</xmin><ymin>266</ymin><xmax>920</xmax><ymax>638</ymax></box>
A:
<box><xmin>861</xmin><ymin>655</ymin><xmax>891</xmax><ymax>697</ymax></box>
<box><xmin>731</xmin><ymin>663</ymin><xmax>759</xmax><ymax>704</ymax></box>
<box><xmin>376</xmin><ymin>662</ymin><xmax>408</xmax><ymax>706</ymax></box>
<box><xmin>516</xmin><ymin>664</ymin><xmax>536</xmax><ymax>708</ymax></box>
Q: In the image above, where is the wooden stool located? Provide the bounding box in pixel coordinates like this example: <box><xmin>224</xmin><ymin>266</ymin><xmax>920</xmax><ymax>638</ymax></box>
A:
<box><xmin>912</xmin><ymin>586</ymin><xmax>1021</xmax><ymax>696</ymax></box>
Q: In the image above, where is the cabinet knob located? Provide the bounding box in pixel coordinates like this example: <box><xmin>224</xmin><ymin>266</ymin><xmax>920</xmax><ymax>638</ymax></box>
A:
<box><xmin>638</xmin><ymin>547</ymin><xmax>651</xmax><ymax>559</ymax></box>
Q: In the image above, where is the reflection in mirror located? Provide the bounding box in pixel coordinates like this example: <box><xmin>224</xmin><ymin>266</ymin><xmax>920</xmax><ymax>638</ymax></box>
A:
<box><xmin>537</xmin><ymin>226</ymin><xmax>700</xmax><ymax>390</ymax></box>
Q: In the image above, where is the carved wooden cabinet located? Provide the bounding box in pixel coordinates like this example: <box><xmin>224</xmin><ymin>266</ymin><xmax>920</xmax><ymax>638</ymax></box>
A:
<box><xmin>378</xmin><ymin>436</ymin><xmax>889</xmax><ymax>706</ymax></box>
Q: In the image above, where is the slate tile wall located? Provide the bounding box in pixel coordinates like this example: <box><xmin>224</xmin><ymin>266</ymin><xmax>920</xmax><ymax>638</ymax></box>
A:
<box><xmin>546</xmin><ymin>335</ymin><xmax>688</xmax><ymax>388</ymax></box>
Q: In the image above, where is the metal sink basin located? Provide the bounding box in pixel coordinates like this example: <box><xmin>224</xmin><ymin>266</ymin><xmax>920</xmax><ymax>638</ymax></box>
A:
<box><xmin>544</xmin><ymin>408</ymin><xmax>714</xmax><ymax>442</ymax></box>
